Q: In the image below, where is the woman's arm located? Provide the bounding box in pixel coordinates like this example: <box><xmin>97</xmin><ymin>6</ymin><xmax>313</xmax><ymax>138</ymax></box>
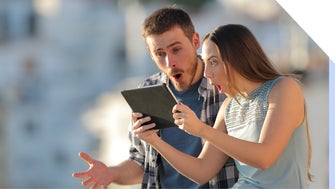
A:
<box><xmin>176</xmin><ymin>77</ymin><xmax>305</xmax><ymax>170</ymax></box>
<box><xmin>132</xmin><ymin>113</ymin><xmax>228</xmax><ymax>184</ymax></box>
<box><xmin>151</xmin><ymin>135</ymin><xmax>228</xmax><ymax>184</ymax></box>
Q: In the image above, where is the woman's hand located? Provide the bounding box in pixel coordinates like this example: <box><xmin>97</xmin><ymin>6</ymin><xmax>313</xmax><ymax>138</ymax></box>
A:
<box><xmin>172</xmin><ymin>103</ymin><xmax>205</xmax><ymax>136</ymax></box>
<box><xmin>131</xmin><ymin>112</ymin><xmax>159</xmax><ymax>144</ymax></box>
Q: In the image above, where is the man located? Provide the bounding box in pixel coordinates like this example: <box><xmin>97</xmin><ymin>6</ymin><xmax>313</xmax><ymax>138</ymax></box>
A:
<box><xmin>73</xmin><ymin>6</ymin><xmax>238</xmax><ymax>189</ymax></box>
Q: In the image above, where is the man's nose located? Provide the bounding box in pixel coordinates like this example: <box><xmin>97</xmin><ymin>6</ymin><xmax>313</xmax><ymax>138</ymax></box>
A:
<box><xmin>165</xmin><ymin>54</ymin><xmax>176</xmax><ymax>67</ymax></box>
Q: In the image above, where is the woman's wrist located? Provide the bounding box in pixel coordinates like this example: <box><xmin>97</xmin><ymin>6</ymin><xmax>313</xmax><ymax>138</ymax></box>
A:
<box><xmin>198</xmin><ymin>123</ymin><xmax>215</xmax><ymax>141</ymax></box>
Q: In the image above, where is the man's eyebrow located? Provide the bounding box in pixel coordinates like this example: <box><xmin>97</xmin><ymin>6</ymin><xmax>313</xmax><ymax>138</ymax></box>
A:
<box><xmin>167</xmin><ymin>41</ymin><xmax>182</xmax><ymax>48</ymax></box>
<box><xmin>154</xmin><ymin>41</ymin><xmax>182</xmax><ymax>52</ymax></box>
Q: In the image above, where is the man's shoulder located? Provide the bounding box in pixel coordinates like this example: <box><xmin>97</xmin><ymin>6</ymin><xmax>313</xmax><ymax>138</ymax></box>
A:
<box><xmin>139</xmin><ymin>72</ymin><xmax>166</xmax><ymax>87</ymax></box>
<box><xmin>199</xmin><ymin>77</ymin><xmax>226</xmax><ymax>101</ymax></box>
<box><xmin>199</xmin><ymin>77</ymin><xmax>216</xmax><ymax>95</ymax></box>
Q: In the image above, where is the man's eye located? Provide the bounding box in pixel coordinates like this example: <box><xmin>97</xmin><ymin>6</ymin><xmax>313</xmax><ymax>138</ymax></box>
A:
<box><xmin>157</xmin><ymin>52</ymin><xmax>166</xmax><ymax>57</ymax></box>
<box><xmin>172</xmin><ymin>48</ymin><xmax>181</xmax><ymax>54</ymax></box>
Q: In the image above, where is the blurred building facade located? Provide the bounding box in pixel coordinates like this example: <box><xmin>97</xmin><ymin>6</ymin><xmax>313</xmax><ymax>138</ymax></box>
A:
<box><xmin>0</xmin><ymin>0</ymin><xmax>328</xmax><ymax>188</ymax></box>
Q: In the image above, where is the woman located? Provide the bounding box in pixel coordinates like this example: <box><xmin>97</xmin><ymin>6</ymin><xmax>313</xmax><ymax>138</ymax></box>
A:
<box><xmin>132</xmin><ymin>24</ymin><xmax>312</xmax><ymax>188</ymax></box>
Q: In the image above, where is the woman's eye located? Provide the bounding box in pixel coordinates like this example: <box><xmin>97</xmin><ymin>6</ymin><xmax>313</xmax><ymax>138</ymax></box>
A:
<box><xmin>210</xmin><ymin>60</ymin><xmax>218</xmax><ymax>67</ymax></box>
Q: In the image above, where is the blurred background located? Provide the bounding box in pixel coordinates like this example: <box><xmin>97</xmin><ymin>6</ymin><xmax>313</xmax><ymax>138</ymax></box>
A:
<box><xmin>0</xmin><ymin>0</ymin><xmax>329</xmax><ymax>188</ymax></box>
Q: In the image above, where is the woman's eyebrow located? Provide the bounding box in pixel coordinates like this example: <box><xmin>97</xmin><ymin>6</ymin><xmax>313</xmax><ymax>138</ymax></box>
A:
<box><xmin>203</xmin><ymin>55</ymin><xmax>216</xmax><ymax>62</ymax></box>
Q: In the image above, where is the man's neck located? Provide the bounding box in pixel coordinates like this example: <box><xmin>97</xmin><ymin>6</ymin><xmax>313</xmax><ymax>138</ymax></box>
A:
<box><xmin>191</xmin><ymin>56</ymin><xmax>204</xmax><ymax>85</ymax></box>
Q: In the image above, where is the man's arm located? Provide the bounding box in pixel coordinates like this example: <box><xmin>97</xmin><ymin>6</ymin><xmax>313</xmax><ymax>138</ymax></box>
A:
<box><xmin>113</xmin><ymin>159</ymin><xmax>144</xmax><ymax>185</ymax></box>
<box><xmin>72</xmin><ymin>152</ymin><xmax>143</xmax><ymax>188</ymax></box>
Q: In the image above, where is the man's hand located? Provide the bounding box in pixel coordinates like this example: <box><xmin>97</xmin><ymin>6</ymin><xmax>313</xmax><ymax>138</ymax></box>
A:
<box><xmin>72</xmin><ymin>152</ymin><xmax>116</xmax><ymax>189</ymax></box>
<box><xmin>131</xmin><ymin>112</ymin><xmax>159</xmax><ymax>145</ymax></box>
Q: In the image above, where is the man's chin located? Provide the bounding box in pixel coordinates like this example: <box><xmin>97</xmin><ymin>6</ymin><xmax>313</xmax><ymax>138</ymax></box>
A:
<box><xmin>171</xmin><ymin>81</ymin><xmax>189</xmax><ymax>91</ymax></box>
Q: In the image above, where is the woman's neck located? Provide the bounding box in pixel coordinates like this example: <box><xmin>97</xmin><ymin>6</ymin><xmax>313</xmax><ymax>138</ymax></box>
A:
<box><xmin>237</xmin><ymin>77</ymin><xmax>264</xmax><ymax>96</ymax></box>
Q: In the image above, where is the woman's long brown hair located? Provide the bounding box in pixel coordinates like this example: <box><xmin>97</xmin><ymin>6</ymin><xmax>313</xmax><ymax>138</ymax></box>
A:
<box><xmin>203</xmin><ymin>24</ymin><xmax>312</xmax><ymax>181</ymax></box>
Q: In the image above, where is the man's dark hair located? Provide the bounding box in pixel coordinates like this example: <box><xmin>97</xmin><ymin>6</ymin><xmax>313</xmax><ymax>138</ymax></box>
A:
<box><xmin>142</xmin><ymin>6</ymin><xmax>195</xmax><ymax>42</ymax></box>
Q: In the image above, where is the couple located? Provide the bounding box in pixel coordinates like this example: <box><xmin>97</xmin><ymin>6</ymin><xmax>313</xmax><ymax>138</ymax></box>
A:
<box><xmin>73</xmin><ymin>6</ymin><xmax>312</xmax><ymax>189</ymax></box>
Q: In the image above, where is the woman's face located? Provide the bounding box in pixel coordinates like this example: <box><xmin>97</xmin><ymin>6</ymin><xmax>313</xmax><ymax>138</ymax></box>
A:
<box><xmin>202</xmin><ymin>39</ymin><xmax>229</xmax><ymax>94</ymax></box>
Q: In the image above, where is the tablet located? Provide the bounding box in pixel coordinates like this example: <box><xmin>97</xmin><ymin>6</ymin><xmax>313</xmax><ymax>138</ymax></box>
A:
<box><xmin>121</xmin><ymin>83</ymin><xmax>178</xmax><ymax>129</ymax></box>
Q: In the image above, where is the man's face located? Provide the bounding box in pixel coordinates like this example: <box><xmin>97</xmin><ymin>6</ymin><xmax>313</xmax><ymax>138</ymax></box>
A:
<box><xmin>145</xmin><ymin>26</ymin><xmax>200</xmax><ymax>91</ymax></box>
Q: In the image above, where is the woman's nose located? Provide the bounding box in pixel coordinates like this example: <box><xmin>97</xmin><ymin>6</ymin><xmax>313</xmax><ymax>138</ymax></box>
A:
<box><xmin>204</xmin><ymin>65</ymin><xmax>212</xmax><ymax>78</ymax></box>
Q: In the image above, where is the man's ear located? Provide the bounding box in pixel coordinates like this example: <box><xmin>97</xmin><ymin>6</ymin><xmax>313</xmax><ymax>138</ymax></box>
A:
<box><xmin>193</xmin><ymin>32</ymin><xmax>200</xmax><ymax>49</ymax></box>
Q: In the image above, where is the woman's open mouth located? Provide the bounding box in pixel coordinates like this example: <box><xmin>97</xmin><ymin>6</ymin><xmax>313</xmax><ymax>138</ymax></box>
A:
<box><xmin>216</xmin><ymin>85</ymin><xmax>224</xmax><ymax>93</ymax></box>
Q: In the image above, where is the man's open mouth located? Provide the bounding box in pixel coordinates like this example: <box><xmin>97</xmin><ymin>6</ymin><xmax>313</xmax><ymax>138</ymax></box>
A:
<box><xmin>173</xmin><ymin>73</ymin><xmax>182</xmax><ymax>79</ymax></box>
